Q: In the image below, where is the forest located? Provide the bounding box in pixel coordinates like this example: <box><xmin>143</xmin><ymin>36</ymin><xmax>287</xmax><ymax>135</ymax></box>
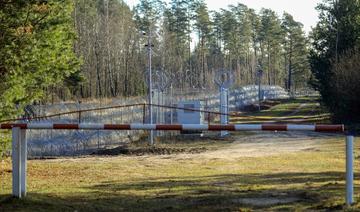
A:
<box><xmin>72</xmin><ymin>0</ymin><xmax>310</xmax><ymax>98</ymax></box>
<box><xmin>0</xmin><ymin>0</ymin><xmax>360</xmax><ymax>124</ymax></box>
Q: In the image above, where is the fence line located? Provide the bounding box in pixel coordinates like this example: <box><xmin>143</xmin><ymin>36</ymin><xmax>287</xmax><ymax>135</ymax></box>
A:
<box><xmin>0</xmin><ymin>85</ymin><xmax>290</xmax><ymax>124</ymax></box>
<box><xmin>0</xmin><ymin>103</ymin><xmax>250</xmax><ymax>124</ymax></box>
<box><xmin>0</xmin><ymin>85</ymin><xmax>291</xmax><ymax>156</ymax></box>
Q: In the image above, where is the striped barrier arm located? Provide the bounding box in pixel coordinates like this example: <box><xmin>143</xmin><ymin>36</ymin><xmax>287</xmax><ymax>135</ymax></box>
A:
<box><xmin>0</xmin><ymin>123</ymin><xmax>344</xmax><ymax>132</ymax></box>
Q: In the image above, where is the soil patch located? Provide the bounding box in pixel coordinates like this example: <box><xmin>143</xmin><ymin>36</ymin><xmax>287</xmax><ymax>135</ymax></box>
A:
<box><xmin>92</xmin><ymin>145</ymin><xmax>208</xmax><ymax>156</ymax></box>
<box><xmin>241</xmin><ymin>100</ymin><xmax>282</xmax><ymax>112</ymax></box>
<box><xmin>234</xmin><ymin>196</ymin><xmax>300</xmax><ymax>207</ymax></box>
<box><xmin>232</xmin><ymin>191</ymin><xmax>319</xmax><ymax>207</ymax></box>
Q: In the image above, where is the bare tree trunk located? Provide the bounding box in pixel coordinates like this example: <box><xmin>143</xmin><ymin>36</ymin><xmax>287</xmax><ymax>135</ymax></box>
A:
<box><xmin>94</xmin><ymin>17</ymin><xmax>102</xmax><ymax>97</ymax></box>
<box><xmin>104</xmin><ymin>0</ymin><xmax>115</xmax><ymax>97</ymax></box>
<box><xmin>288</xmin><ymin>39</ymin><xmax>293</xmax><ymax>92</ymax></box>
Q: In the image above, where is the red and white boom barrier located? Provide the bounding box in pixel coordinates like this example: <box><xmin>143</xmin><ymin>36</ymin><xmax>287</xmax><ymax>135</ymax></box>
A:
<box><xmin>0</xmin><ymin>123</ymin><xmax>354</xmax><ymax>206</ymax></box>
<box><xmin>0</xmin><ymin>123</ymin><xmax>345</xmax><ymax>132</ymax></box>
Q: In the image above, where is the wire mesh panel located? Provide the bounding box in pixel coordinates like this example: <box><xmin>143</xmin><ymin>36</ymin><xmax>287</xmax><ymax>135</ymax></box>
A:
<box><xmin>20</xmin><ymin>85</ymin><xmax>290</xmax><ymax>157</ymax></box>
<box><xmin>26</xmin><ymin>107</ymin><xmax>145</xmax><ymax>157</ymax></box>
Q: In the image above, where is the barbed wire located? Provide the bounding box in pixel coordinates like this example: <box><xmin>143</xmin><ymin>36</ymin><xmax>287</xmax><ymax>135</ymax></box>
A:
<box><xmin>0</xmin><ymin>103</ymin><xmax>246</xmax><ymax>124</ymax></box>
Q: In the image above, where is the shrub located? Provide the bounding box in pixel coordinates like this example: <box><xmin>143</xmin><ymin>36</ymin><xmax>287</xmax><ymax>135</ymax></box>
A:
<box><xmin>0</xmin><ymin>131</ymin><xmax>11</xmax><ymax>159</ymax></box>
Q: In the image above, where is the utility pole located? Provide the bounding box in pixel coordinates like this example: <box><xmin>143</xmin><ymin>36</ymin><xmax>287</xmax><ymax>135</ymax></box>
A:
<box><xmin>145</xmin><ymin>30</ymin><xmax>154</xmax><ymax>145</ymax></box>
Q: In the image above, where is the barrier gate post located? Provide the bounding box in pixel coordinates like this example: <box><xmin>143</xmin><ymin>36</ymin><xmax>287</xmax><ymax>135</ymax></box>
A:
<box><xmin>346</xmin><ymin>135</ymin><xmax>354</xmax><ymax>206</ymax></box>
<box><xmin>12</xmin><ymin>127</ymin><xmax>27</xmax><ymax>198</ymax></box>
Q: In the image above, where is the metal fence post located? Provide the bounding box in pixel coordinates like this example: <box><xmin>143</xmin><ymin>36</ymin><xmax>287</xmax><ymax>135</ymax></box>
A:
<box><xmin>11</xmin><ymin>127</ymin><xmax>27</xmax><ymax>198</ymax></box>
<box><xmin>20</xmin><ymin>128</ymin><xmax>27</xmax><ymax>197</ymax></box>
<box><xmin>12</xmin><ymin>127</ymin><xmax>20</xmax><ymax>198</ymax></box>
<box><xmin>143</xmin><ymin>104</ymin><xmax>146</xmax><ymax>124</ymax></box>
<box><xmin>220</xmin><ymin>87</ymin><xmax>228</xmax><ymax>136</ymax></box>
<box><xmin>78</xmin><ymin>111</ymin><xmax>82</xmax><ymax>123</ymax></box>
<box><xmin>346</xmin><ymin>135</ymin><xmax>354</xmax><ymax>206</ymax></box>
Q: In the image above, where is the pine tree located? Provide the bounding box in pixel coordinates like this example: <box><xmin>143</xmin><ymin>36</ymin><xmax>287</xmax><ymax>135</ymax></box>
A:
<box><xmin>309</xmin><ymin>0</ymin><xmax>360</xmax><ymax>122</ymax></box>
<box><xmin>0</xmin><ymin>0</ymin><xmax>81</xmax><ymax>120</ymax></box>
<box><xmin>259</xmin><ymin>9</ymin><xmax>283</xmax><ymax>85</ymax></box>
<box><xmin>193</xmin><ymin>0</ymin><xmax>211</xmax><ymax>86</ymax></box>
<box><xmin>282</xmin><ymin>12</ymin><xmax>310</xmax><ymax>92</ymax></box>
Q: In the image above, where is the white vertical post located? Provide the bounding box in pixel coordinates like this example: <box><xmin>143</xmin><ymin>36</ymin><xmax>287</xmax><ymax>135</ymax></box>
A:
<box><xmin>170</xmin><ymin>85</ymin><xmax>173</xmax><ymax>124</ymax></box>
<box><xmin>256</xmin><ymin>67</ymin><xmax>263</xmax><ymax>111</ymax></box>
<box><xmin>220</xmin><ymin>87</ymin><xmax>228</xmax><ymax>137</ymax></box>
<box><xmin>226</xmin><ymin>89</ymin><xmax>230</xmax><ymax>124</ymax></box>
<box><xmin>12</xmin><ymin>127</ymin><xmax>21</xmax><ymax>198</ymax></box>
<box><xmin>258</xmin><ymin>81</ymin><xmax>261</xmax><ymax>111</ymax></box>
<box><xmin>11</xmin><ymin>127</ymin><xmax>27</xmax><ymax>198</ymax></box>
<box><xmin>346</xmin><ymin>135</ymin><xmax>354</xmax><ymax>206</ymax></box>
<box><xmin>20</xmin><ymin>129</ymin><xmax>27</xmax><ymax>197</ymax></box>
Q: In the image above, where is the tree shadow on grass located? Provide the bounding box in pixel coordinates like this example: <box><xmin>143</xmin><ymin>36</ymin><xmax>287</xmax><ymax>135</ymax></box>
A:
<box><xmin>0</xmin><ymin>171</ymin><xmax>359</xmax><ymax>211</ymax></box>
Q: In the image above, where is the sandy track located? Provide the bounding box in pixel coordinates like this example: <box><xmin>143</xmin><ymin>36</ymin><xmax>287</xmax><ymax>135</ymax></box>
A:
<box><xmin>190</xmin><ymin>132</ymin><xmax>339</xmax><ymax>160</ymax></box>
<box><xmin>47</xmin><ymin>131</ymin><xmax>339</xmax><ymax>164</ymax></box>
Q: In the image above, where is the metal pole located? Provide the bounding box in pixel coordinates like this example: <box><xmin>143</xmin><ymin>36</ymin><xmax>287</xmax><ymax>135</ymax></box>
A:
<box><xmin>257</xmin><ymin>67</ymin><xmax>263</xmax><ymax>112</ymax></box>
<box><xmin>158</xmin><ymin>89</ymin><xmax>160</xmax><ymax>123</ymax></box>
<box><xmin>220</xmin><ymin>87</ymin><xmax>228</xmax><ymax>137</ymax></box>
<box><xmin>20</xmin><ymin>129</ymin><xmax>27</xmax><ymax>197</ymax></box>
<box><xmin>12</xmin><ymin>127</ymin><xmax>21</xmax><ymax>197</ymax></box>
<box><xmin>226</xmin><ymin>89</ymin><xmax>229</xmax><ymax>124</ymax></box>
<box><xmin>143</xmin><ymin>104</ymin><xmax>146</xmax><ymax>124</ymax></box>
<box><xmin>170</xmin><ymin>85</ymin><xmax>173</xmax><ymax>124</ymax></box>
<box><xmin>258</xmin><ymin>77</ymin><xmax>261</xmax><ymax>111</ymax></box>
<box><xmin>12</xmin><ymin>127</ymin><xmax>26</xmax><ymax>198</ymax></box>
<box><xmin>157</xmin><ymin>89</ymin><xmax>160</xmax><ymax>136</ymax></box>
<box><xmin>78</xmin><ymin>111</ymin><xmax>81</xmax><ymax>123</ymax></box>
<box><xmin>346</xmin><ymin>135</ymin><xmax>354</xmax><ymax>206</ymax></box>
<box><xmin>147</xmin><ymin>30</ymin><xmax>154</xmax><ymax>145</ymax></box>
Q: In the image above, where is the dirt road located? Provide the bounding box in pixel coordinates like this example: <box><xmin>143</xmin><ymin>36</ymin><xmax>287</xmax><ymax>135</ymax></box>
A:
<box><xmin>127</xmin><ymin>131</ymin><xmax>341</xmax><ymax>163</ymax></box>
<box><xmin>201</xmin><ymin>131</ymin><xmax>339</xmax><ymax>159</ymax></box>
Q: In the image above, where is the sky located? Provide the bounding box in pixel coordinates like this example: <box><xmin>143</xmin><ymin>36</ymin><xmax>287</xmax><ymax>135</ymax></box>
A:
<box><xmin>124</xmin><ymin>0</ymin><xmax>321</xmax><ymax>33</ymax></box>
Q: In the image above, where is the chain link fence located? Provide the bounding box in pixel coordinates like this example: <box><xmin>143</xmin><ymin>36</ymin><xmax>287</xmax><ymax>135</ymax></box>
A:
<box><xmin>1</xmin><ymin>85</ymin><xmax>290</xmax><ymax>157</ymax></box>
